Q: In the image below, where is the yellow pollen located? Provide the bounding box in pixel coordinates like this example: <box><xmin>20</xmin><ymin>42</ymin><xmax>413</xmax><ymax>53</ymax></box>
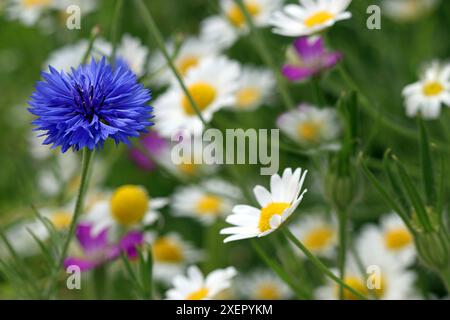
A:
<box><xmin>227</xmin><ymin>2</ymin><xmax>261</xmax><ymax>28</ymax></box>
<box><xmin>337</xmin><ymin>277</ymin><xmax>368</xmax><ymax>300</ymax></box>
<box><xmin>177</xmin><ymin>56</ymin><xmax>199</xmax><ymax>76</ymax></box>
<box><xmin>303</xmin><ymin>226</ymin><xmax>334</xmax><ymax>251</ymax></box>
<box><xmin>186</xmin><ymin>287</ymin><xmax>209</xmax><ymax>300</ymax></box>
<box><xmin>23</xmin><ymin>0</ymin><xmax>51</xmax><ymax>8</ymax></box>
<box><xmin>196</xmin><ymin>195</ymin><xmax>223</xmax><ymax>215</ymax></box>
<box><xmin>181</xmin><ymin>82</ymin><xmax>217</xmax><ymax>115</ymax></box>
<box><xmin>256</xmin><ymin>283</ymin><xmax>281</xmax><ymax>300</ymax></box>
<box><xmin>152</xmin><ymin>237</ymin><xmax>183</xmax><ymax>263</ymax></box>
<box><xmin>50</xmin><ymin>211</ymin><xmax>72</xmax><ymax>230</ymax></box>
<box><xmin>110</xmin><ymin>185</ymin><xmax>149</xmax><ymax>226</ymax></box>
<box><xmin>305</xmin><ymin>11</ymin><xmax>335</xmax><ymax>28</ymax></box>
<box><xmin>236</xmin><ymin>87</ymin><xmax>261</xmax><ymax>108</ymax></box>
<box><xmin>384</xmin><ymin>228</ymin><xmax>412</xmax><ymax>250</ymax></box>
<box><xmin>297</xmin><ymin>121</ymin><xmax>322</xmax><ymax>143</ymax></box>
<box><xmin>422</xmin><ymin>81</ymin><xmax>444</xmax><ymax>96</ymax></box>
<box><xmin>258</xmin><ymin>202</ymin><xmax>290</xmax><ymax>232</ymax></box>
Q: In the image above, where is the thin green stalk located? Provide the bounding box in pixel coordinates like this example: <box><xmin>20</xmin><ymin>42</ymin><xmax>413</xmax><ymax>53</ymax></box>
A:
<box><xmin>82</xmin><ymin>27</ymin><xmax>100</xmax><ymax>64</ymax></box>
<box><xmin>311</xmin><ymin>77</ymin><xmax>325</xmax><ymax>107</ymax></box>
<box><xmin>337</xmin><ymin>209</ymin><xmax>347</xmax><ymax>300</ymax></box>
<box><xmin>134</xmin><ymin>0</ymin><xmax>206</xmax><ymax>125</ymax></box>
<box><xmin>234</xmin><ymin>0</ymin><xmax>294</xmax><ymax>110</ymax></box>
<box><xmin>251</xmin><ymin>240</ymin><xmax>310</xmax><ymax>299</ymax></box>
<box><xmin>110</xmin><ymin>0</ymin><xmax>124</xmax><ymax>65</ymax></box>
<box><xmin>45</xmin><ymin>149</ymin><xmax>94</xmax><ymax>298</ymax></box>
<box><xmin>282</xmin><ymin>228</ymin><xmax>368</xmax><ymax>300</ymax></box>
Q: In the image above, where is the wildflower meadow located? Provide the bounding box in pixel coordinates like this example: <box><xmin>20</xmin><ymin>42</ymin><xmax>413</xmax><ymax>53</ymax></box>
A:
<box><xmin>0</xmin><ymin>0</ymin><xmax>450</xmax><ymax>304</ymax></box>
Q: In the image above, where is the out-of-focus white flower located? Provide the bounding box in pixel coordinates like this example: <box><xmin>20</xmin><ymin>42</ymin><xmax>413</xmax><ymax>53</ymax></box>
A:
<box><xmin>5</xmin><ymin>0</ymin><xmax>53</xmax><ymax>26</ymax></box>
<box><xmin>238</xmin><ymin>270</ymin><xmax>292</xmax><ymax>299</ymax></box>
<box><xmin>382</xmin><ymin>0</ymin><xmax>440</xmax><ymax>22</ymax></box>
<box><xmin>116</xmin><ymin>34</ymin><xmax>149</xmax><ymax>77</ymax></box>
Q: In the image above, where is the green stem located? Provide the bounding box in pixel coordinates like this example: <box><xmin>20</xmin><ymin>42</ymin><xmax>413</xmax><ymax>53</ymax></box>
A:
<box><xmin>251</xmin><ymin>240</ymin><xmax>310</xmax><ymax>299</ymax></box>
<box><xmin>311</xmin><ymin>77</ymin><xmax>325</xmax><ymax>107</ymax></box>
<box><xmin>282</xmin><ymin>228</ymin><xmax>368</xmax><ymax>300</ymax></box>
<box><xmin>45</xmin><ymin>149</ymin><xmax>94</xmax><ymax>298</ymax></box>
<box><xmin>93</xmin><ymin>265</ymin><xmax>107</xmax><ymax>299</ymax></box>
<box><xmin>135</xmin><ymin>0</ymin><xmax>207</xmax><ymax>125</ymax></box>
<box><xmin>337</xmin><ymin>209</ymin><xmax>347</xmax><ymax>300</ymax></box>
<box><xmin>82</xmin><ymin>27</ymin><xmax>99</xmax><ymax>64</ymax></box>
<box><xmin>234</xmin><ymin>0</ymin><xmax>294</xmax><ymax>110</ymax></box>
<box><xmin>110</xmin><ymin>0</ymin><xmax>124</xmax><ymax>65</ymax></box>
<box><xmin>439</xmin><ymin>267</ymin><xmax>450</xmax><ymax>293</ymax></box>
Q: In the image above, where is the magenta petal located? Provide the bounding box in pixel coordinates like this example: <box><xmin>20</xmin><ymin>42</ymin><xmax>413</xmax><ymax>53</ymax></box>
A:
<box><xmin>323</xmin><ymin>52</ymin><xmax>343</xmax><ymax>69</ymax></box>
<box><xmin>64</xmin><ymin>257</ymin><xmax>99</xmax><ymax>272</ymax></box>
<box><xmin>282</xmin><ymin>65</ymin><xmax>316</xmax><ymax>81</ymax></box>
<box><xmin>129</xmin><ymin>148</ymin><xmax>155</xmax><ymax>171</ymax></box>
<box><xmin>293</xmin><ymin>36</ymin><xmax>324</xmax><ymax>61</ymax></box>
<box><xmin>119</xmin><ymin>231</ymin><xmax>144</xmax><ymax>259</ymax></box>
<box><xmin>76</xmin><ymin>223</ymin><xmax>109</xmax><ymax>254</ymax></box>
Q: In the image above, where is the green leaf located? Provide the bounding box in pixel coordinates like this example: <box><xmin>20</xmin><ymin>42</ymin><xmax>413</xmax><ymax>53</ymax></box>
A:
<box><xmin>383</xmin><ymin>150</ymin><xmax>410</xmax><ymax>216</ymax></box>
<box><xmin>418</xmin><ymin>117</ymin><xmax>436</xmax><ymax>206</ymax></box>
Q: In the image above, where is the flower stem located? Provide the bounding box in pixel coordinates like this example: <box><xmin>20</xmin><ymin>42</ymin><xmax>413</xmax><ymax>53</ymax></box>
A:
<box><xmin>82</xmin><ymin>26</ymin><xmax>100</xmax><ymax>64</ymax></box>
<box><xmin>282</xmin><ymin>228</ymin><xmax>368</xmax><ymax>300</ymax></box>
<box><xmin>134</xmin><ymin>0</ymin><xmax>207</xmax><ymax>126</ymax></box>
<box><xmin>234</xmin><ymin>0</ymin><xmax>294</xmax><ymax>110</ymax></box>
<box><xmin>439</xmin><ymin>267</ymin><xmax>450</xmax><ymax>293</ymax></box>
<box><xmin>110</xmin><ymin>0</ymin><xmax>124</xmax><ymax>65</ymax></box>
<box><xmin>251</xmin><ymin>239</ymin><xmax>311</xmax><ymax>299</ymax></box>
<box><xmin>45</xmin><ymin>149</ymin><xmax>94</xmax><ymax>298</ymax></box>
<box><xmin>337</xmin><ymin>209</ymin><xmax>348</xmax><ymax>300</ymax></box>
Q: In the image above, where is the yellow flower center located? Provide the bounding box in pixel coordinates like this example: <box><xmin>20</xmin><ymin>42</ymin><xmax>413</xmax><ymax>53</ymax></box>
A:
<box><xmin>369</xmin><ymin>273</ymin><xmax>386</xmax><ymax>299</ymax></box>
<box><xmin>186</xmin><ymin>287</ymin><xmax>209</xmax><ymax>300</ymax></box>
<box><xmin>152</xmin><ymin>237</ymin><xmax>183</xmax><ymax>263</ymax></box>
<box><xmin>196</xmin><ymin>195</ymin><xmax>223</xmax><ymax>215</ymax></box>
<box><xmin>258</xmin><ymin>202</ymin><xmax>290</xmax><ymax>232</ymax></box>
<box><xmin>23</xmin><ymin>0</ymin><xmax>51</xmax><ymax>8</ymax></box>
<box><xmin>177</xmin><ymin>56</ymin><xmax>199</xmax><ymax>76</ymax></box>
<box><xmin>110</xmin><ymin>185</ymin><xmax>149</xmax><ymax>226</ymax></box>
<box><xmin>303</xmin><ymin>226</ymin><xmax>334</xmax><ymax>251</ymax></box>
<box><xmin>305</xmin><ymin>11</ymin><xmax>335</xmax><ymax>28</ymax></box>
<box><xmin>337</xmin><ymin>277</ymin><xmax>368</xmax><ymax>300</ymax></box>
<box><xmin>297</xmin><ymin>121</ymin><xmax>322</xmax><ymax>143</ymax></box>
<box><xmin>236</xmin><ymin>87</ymin><xmax>261</xmax><ymax>108</ymax></box>
<box><xmin>255</xmin><ymin>283</ymin><xmax>281</xmax><ymax>300</ymax></box>
<box><xmin>384</xmin><ymin>228</ymin><xmax>412</xmax><ymax>250</ymax></box>
<box><xmin>227</xmin><ymin>2</ymin><xmax>261</xmax><ymax>28</ymax></box>
<box><xmin>50</xmin><ymin>211</ymin><xmax>72</xmax><ymax>230</ymax></box>
<box><xmin>181</xmin><ymin>82</ymin><xmax>217</xmax><ymax>115</ymax></box>
<box><xmin>178</xmin><ymin>162</ymin><xmax>197</xmax><ymax>175</ymax></box>
<box><xmin>422</xmin><ymin>81</ymin><xmax>444</xmax><ymax>96</ymax></box>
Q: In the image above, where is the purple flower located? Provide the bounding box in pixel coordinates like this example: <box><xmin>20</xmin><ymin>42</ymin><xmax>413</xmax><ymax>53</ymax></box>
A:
<box><xmin>282</xmin><ymin>36</ymin><xmax>342</xmax><ymax>82</ymax></box>
<box><xmin>64</xmin><ymin>223</ymin><xmax>144</xmax><ymax>271</ymax></box>
<box><xmin>129</xmin><ymin>131</ymin><xmax>168</xmax><ymax>171</ymax></box>
<box><xmin>29</xmin><ymin>57</ymin><xmax>153</xmax><ymax>153</ymax></box>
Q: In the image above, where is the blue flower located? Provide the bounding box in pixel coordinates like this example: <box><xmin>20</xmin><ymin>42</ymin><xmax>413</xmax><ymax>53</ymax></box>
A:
<box><xmin>29</xmin><ymin>57</ymin><xmax>153</xmax><ymax>152</ymax></box>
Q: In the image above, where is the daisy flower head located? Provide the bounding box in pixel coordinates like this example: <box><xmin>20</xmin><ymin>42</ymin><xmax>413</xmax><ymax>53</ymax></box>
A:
<box><xmin>154</xmin><ymin>56</ymin><xmax>240</xmax><ymax>137</ymax></box>
<box><xmin>5</xmin><ymin>0</ymin><xmax>53</xmax><ymax>26</ymax></box>
<box><xmin>148</xmin><ymin>36</ymin><xmax>219</xmax><ymax>87</ymax></box>
<box><xmin>116</xmin><ymin>34</ymin><xmax>149</xmax><ymax>77</ymax></box>
<box><xmin>358</xmin><ymin>213</ymin><xmax>415</xmax><ymax>267</ymax></box>
<box><xmin>165</xmin><ymin>265</ymin><xmax>237</xmax><ymax>300</ymax></box>
<box><xmin>221</xmin><ymin>167</ymin><xmax>308</xmax><ymax>242</ymax></box>
<box><xmin>282</xmin><ymin>36</ymin><xmax>342</xmax><ymax>82</ymax></box>
<box><xmin>269</xmin><ymin>0</ymin><xmax>352</xmax><ymax>37</ymax></box>
<box><xmin>29</xmin><ymin>57</ymin><xmax>153</xmax><ymax>152</ymax></box>
<box><xmin>238</xmin><ymin>270</ymin><xmax>292</xmax><ymax>299</ymax></box>
<box><xmin>64</xmin><ymin>223</ymin><xmax>144</xmax><ymax>271</ymax></box>
<box><xmin>382</xmin><ymin>0</ymin><xmax>440</xmax><ymax>22</ymax></box>
<box><xmin>172</xmin><ymin>179</ymin><xmax>242</xmax><ymax>225</ymax></box>
<box><xmin>200</xmin><ymin>0</ymin><xmax>283</xmax><ymax>50</ymax></box>
<box><xmin>232</xmin><ymin>66</ymin><xmax>276</xmax><ymax>111</ymax></box>
<box><xmin>402</xmin><ymin>61</ymin><xmax>450</xmax><ymax>119</ymax></box>
<box><xmin>277</xmin><ymin>104</ymin><xmax>340</xmax><ymax>149</ymax></box>
<box><xmin>289</xmin><ymin>213</ymin><xmax>337</xmax><ymax>258</ymax></box>
<box><xmin>84</xmin><ymin>185</ymin><xmax>168</xmax><ymax>235</ymax></box>
<box><xmin>151</xmin><ymin>233</ymin><xmax>203</xmax><ymax>283</ymax></box>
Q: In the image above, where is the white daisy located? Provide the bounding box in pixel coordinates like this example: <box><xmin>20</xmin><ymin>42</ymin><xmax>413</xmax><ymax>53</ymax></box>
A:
<box><xmin>150</xmin><ymin>233</ymin><xmax>203</xmax><ymax>284</ymax></box>
<box><xmin>239</xmin><ymin>270</ymin><xmax>292</xmax><ymax>299</ymax></box>
<box><xmin>288</xmin><ymin>213</ymin><xmax>337</xmax><ymax>258</ymax></box>
<box><xmin>172</xmin><ymin>179</ymin><xmax>242</xmax><ymax>225</ymax></box>
<box><xmin>277</xmin><ymin>104</ymin><xmax>340</xmax><ymax>149</ymax></box>
<box><xmin>165</xmin><ymin>265</ymin><xmax>237</xmax><ymax>300</ymax></box>
<box><xmin>43</xmin><ymin>38</ymin><xmax>112</xmax><ymax>72</ymax></box>
<box><xmin>116</xmin><ymin>34</ymin><xmax>149</xmax><ymax>77</ymax></box>
<box><xmin>148</xmin><ymin>36</ymin><xmax>219</xmax><ymax>87</ymax></box>
<box><xmin>358</xmin><ymin>213</ymin><xmax>415</xmax><ymax>267</ymax></box>
<box><xmin>5</xmin><ymin>0</ymin><xmax>53</xmax><ymax>26</ymax></box>
<box><xmin>84</xmin><ymin>185</ymin><xmax>168</xmax><ymax>235</ymax></box>
<box><xmin>269</xmin><ymin>0</ymin><xmax>352</xmax><ymax>37</ymax></box>
<box><xmin>402</xmin><ymin>61</ymin><xmax>450</xmax><ymax>119</ymax></box>
<box><xmin>231</xmin><ymin>66</ymin><xmax>275</xmax><ymax>111</ymax></box>
<box><xmin>154</xmin><ymin>56</ymin><xmax>240</xmax><ymax>136</ymax></box>
<box><xmin>221</xmin><ymin>167</ymin><xmax>308</xmax><ymax>242</ymax></box>
<box><xmin>382</xmin><ymin>0</ymin><xmax>440</xmax><ymax>22</ymax></box>
<box><xmin>201</xmin><ymin>0</ymin><xmax>283</xmax><ymax>50</ymax></box>
<box><xmin>52</xmin><ymin>0</ymin><xmax>98</xmax><ymax>16</ymax></box>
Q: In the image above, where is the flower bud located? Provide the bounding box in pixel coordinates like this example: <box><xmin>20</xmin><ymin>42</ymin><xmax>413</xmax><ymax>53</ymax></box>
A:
<box><xmin>415</xmin><ymin>228</ymin><xmax>450</xmax><ymax>271</ymax></box>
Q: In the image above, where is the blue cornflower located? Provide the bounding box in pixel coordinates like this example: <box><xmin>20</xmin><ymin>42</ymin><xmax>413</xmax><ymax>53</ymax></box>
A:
<box><xmin>29</xmin><ymin>57</ymin><xmax>153</xmax><ymax>152</ymax></box>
